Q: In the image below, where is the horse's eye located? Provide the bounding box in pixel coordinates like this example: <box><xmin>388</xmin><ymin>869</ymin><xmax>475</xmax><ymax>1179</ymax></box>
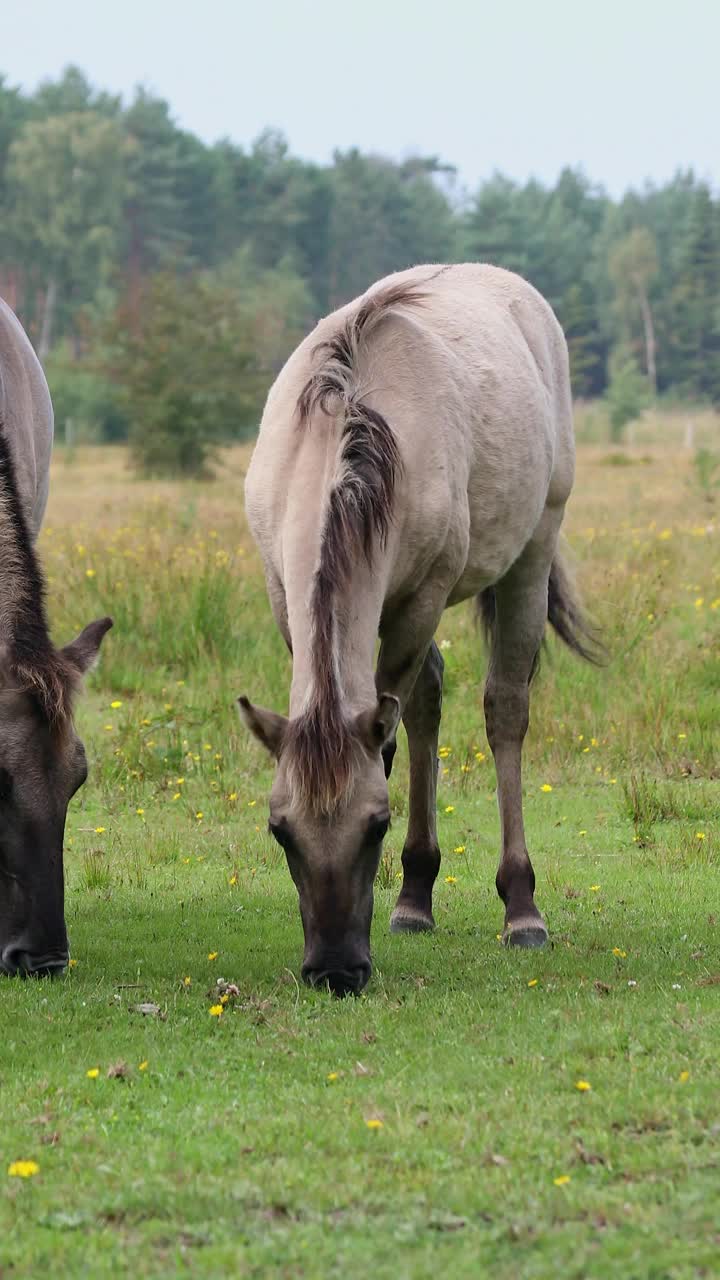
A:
<box><xmin>0</xmin><ymin>769</ymin><xmax>13</xmax><ymax>804</ymax></box>
<box><xmin>367</xmin><ymin>814</ymin><xmax>390</xmax><ymax>844</ymax></box>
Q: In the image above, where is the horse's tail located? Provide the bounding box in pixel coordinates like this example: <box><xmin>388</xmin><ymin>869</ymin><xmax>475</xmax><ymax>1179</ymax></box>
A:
<box><xmin>477</xmin><ymin>553</ymin><xmax>604</xmax><ymax>665</ymax></box>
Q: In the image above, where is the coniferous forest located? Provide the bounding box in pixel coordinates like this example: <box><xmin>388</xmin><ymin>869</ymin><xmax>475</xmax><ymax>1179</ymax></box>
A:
<box><xmin>1</xmin><ymin>67</ymin><xmax>718</xmax><ymax>466</ymax></box>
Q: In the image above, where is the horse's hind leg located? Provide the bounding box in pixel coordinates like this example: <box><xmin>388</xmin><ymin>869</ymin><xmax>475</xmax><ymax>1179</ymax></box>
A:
<box><xmin>389</xmin><ymin>641</ymin><xmax>444</xmax><ymax>934</ymax></box>
<box><xmin>483</xmin><ymin>526</ymin><xmax>559</xmax><ymax>947</ymax></box>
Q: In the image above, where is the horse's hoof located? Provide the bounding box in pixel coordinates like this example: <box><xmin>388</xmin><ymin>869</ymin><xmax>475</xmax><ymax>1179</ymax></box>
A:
<box><xmin>390</xmin><ymin>908</ymin><xmax>435</xmax><ymax>934</ymax></box>
<box><xmin>503</xmin><ymin>923</ymin><xmax>548</xmax><ymax>948</ymax></box>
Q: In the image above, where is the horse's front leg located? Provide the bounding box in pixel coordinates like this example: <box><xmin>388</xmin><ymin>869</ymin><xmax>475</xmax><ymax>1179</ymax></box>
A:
<box><xmin>375</xmin><ymin>637</ymin><xmax>444</xmax><ymax>933</ymax></box>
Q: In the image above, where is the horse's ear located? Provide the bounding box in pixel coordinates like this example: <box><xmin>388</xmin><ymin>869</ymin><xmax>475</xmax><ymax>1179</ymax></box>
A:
<box><xmin>354</xmin><ymin>694</ymin><xmax>401</xmax><ymax>754</ymax></box>
<box><xmin>62</xmin><ymin>617</ymin><xmax>113</xmax><ymax>676</ymax></box>
<box><xmin>237</xmin><ymin>696</ymin><xmax>288</xmax><ymax>759</ymax></box>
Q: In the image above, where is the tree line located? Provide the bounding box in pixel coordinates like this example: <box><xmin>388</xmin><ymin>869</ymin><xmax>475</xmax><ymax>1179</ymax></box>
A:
<box><xmin>1</xmin><ymin>66</ymin><xmax>718</xmax><ymax>470</ymax></box>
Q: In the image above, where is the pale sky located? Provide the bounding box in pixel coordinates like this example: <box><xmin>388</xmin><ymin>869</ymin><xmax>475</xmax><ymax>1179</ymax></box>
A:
<box><xmin>4</xmin><ymin>0</ymin><xmax>718</xmax><ymax>197</ymax></box>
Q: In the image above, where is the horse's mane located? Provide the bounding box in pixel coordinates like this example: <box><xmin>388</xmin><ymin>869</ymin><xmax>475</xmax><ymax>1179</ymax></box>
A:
<box><xmin>285</xmin><ymin>279</ymin><xmax>429</xmax><ymax>814</ymax></box>
<box><xmin>0</xmin><ymin>418</ymin><xmax>76</xmax><ymax>726</ymax></box>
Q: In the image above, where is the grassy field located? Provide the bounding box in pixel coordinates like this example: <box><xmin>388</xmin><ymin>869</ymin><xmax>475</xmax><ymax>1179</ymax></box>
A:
<box><xmin>1</xmin><ymin>425</ymin><xmax>719</xmax><ymax>1278</ymax></box>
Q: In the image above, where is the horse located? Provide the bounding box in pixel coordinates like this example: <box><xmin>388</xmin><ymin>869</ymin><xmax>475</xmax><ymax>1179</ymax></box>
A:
<box><xmin>0</xmin><ymin>296</ymin><xmax>112</xmax><ymax>977</ymax></box>
<box><xmin>240</xmin><ymin>264</ymin><xmax>598</xmax><ymax>995</ymax></box>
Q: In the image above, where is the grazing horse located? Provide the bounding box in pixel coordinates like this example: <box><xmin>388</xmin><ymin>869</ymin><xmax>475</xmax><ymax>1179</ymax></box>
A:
<box><xmin>0</xmin><ymin>296</ymin><xmax>112</xmax><ymax>977</ymax></box>
<box><xmin>241</xmin><ymin>264</ymin><xmax>597</xmax><ymax>995</ymax></box>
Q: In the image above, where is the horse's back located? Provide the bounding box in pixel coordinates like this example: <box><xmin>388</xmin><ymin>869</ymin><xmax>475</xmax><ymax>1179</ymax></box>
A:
<box><xmin>360</xmin><ymin>264</ymin><xmax>575</xmax><ymax>594</ymax></box>
<box><xmin>0</xmin><ymin>297</ymin><xmax>54</xmax><ymax>540</ymax></box>
<box><xmin>248</xmin><ymin>264</ymin><xmax>575</xmax><ymax>600</ymax></box>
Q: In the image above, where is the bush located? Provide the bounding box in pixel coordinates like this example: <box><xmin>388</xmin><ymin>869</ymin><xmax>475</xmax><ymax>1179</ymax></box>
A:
<box><xmin>105</xmin><ymin>271</ymin><xmax>267</xmax><ymax>476</ymax></box>
<box><xmin>603</xmin><ymin>351</ymin><xmax>650</xmax><ymax>443</ymax></box>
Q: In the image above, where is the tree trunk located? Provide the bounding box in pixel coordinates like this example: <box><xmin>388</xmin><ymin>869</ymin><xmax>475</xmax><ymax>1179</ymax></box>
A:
<box><xmin>638</xmin><ymin>288</ymin><xmax>657</xmax><ymax>395</ymax></box>
<box><xmin>37</xmin><ymin>276</ymin><xmax>57</xmax><ymax>364</ymax></box>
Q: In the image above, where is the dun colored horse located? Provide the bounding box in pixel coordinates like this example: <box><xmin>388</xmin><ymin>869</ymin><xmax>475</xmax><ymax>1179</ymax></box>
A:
<box><xmin>241</xmin><ymin>264</ymin><xmax>597</xmax><ymax>994</ymax></box>
<box><xmin>0</xmin><ymin>296</ymin><xmax>112</xmax><ymax>977</ymax></box>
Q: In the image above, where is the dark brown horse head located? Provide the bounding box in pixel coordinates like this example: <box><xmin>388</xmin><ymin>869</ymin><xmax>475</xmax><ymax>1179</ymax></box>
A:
<box><xmin>239</xmin><ymin>693</ymin><xmax>400</xmax><ymax>995</ymax></box>
<box><xmin>0</xmin><ymin>617</ymin><xmax>112</xmax><ymax>977</ymax></box>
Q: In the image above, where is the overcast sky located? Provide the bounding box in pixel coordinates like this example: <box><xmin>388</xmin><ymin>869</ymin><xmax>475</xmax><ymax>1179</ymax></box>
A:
<box><xmin>4</xmin><ymin>0</ymin><xmax>717</xmax><ymax>197</ymax></box>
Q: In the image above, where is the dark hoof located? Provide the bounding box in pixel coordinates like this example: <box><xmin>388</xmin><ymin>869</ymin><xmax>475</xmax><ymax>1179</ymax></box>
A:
<box><xmin>503</xmin><ymin>922</ymin><xmax>548</xmax><ymax>949</ymax></box>
<box><xmin>390</xmin><ymin>908</ymin><xmax>435</xmax><ymax>934</ymax></box>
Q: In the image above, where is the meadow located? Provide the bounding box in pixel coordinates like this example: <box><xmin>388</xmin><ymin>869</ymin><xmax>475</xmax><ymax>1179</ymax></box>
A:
<box><xmin>1</xmin><ymin>414</ymin><xmax>719</xmax><ymax>1278</ymax></box>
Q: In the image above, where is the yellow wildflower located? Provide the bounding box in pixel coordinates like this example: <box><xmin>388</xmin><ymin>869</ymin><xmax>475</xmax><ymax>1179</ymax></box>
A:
<box><xmin>136</xmin><ymin>808</ymin><xmax>145</xmax><ymax>816</ymax></box>
<box><xmin>527</xmin><ymin>979</ymin><xmax>538</xmax><ymax>988</ymax></box>
<box><xmin>138</xmin><ymin>1061</ymin><xmax>149</xmax><ymax>1071</ymax></box>
<box><xmin>196</xmin><ymin>811</ymin><xmax>203</xmax><ymax>820</ymax></box>
<box><xmin>696</xmin><ymin>832</ymin><xmax>706</xmax><ymax>841</ymax></box>
<box><xmin>678</xmin><ymin>1070</ymin><xmax>690</xmax><ymax>1083</ymax></box>
<box><xmin>575</xmin><ymin>1080</ymin><xmax>592</xmax><ymax>1092</ymax></box>
<box><xmin>365</xmin><ymin>1119</ymin><xmax>384</xmax><ymax>1130</ymax></box>
<box><xmin>209</xmin><ymin>1005</ymin><xmax>223</xmax><ymax>1017</ymax></box>
<box><xmin>444</xmin><ymin>875</ymin><xmax>457</xmax><ymax>885</ymax></box>
<box><xmin>183</xmin><ymin>976</ymin><xmax>192</xmax><ymax>987</ymax></box>
<box><xmin>327</xmin><ymin>1072</ymin><xmax>339</xmax><ymax>1082</ymax></box>
<box><xmin>453</xmin><ymin>845</ymin><xmax>466</xmax><ymax>854</ymax></box>
<box><xmin>475</xmin><ymin>751</ymin><xmax>486</xmax><ymax>762</ymax></box>
<box><xmin>8</xmin><ymin>1160</ymin><xmax>40</xmax><ymax>1179</ymax></box>
<box><xmin>541</xmin><ymin>784</ymin><xmax>553</xmax><ymax>793</ymax></box>
<box><xmin>612</xmin><ymin>948</ymin><xmax>627</xmax><ymax>958</ymax></box>
<box><xmin>208</xmin><ymin>952</ymin><xmax>218</xmax><ymax>961</ymax></box>
<box><xmin>110</xmin><ymin>700</ymin><xmax>122</xmax><ymax>710</ymax></box>
<box><xmin>553</xmin><ymin>1175</ymin><xmax>571</xmax><ymax>1186</ymax></box>
<box><xmin>590</xmin><ymin>885</ymin><xmax>600</xmax><ymax>892</ymax></box>
<box><xmin>444</xmin><ymin>805</ymin><xmax>455</xmax><ymax>814</ymax></box>
<box><xmin>86</xmin><ymin>1068</ymin><xmax>100</xmax><ymax>1079</ymax></box>
<box><xmin>229</xmin><ymin>875</ymin><xmax>238</xmax><ymax>886</ymax></box>
<box><xmin>85</xmin><ymin>568</ymin><xmax>96</xmax><ymax>578</ymax></box>
<box><xmin>94</xmin><ymin>826</ymin><xmax>106</xmax><ymax>834</ymax></box>
<box><xmin>68</xmin><ymin>958</ymin><xmax>78</xmax><ymax>968</ymax></box>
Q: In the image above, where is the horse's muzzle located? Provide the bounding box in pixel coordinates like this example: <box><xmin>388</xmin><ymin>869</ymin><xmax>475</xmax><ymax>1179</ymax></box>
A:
<box><xmin>0</xmin><ymin>945</ymin><xmax>69</xmax><ymax>978</ymax></box>
<box><xmin>302</xmin><ymin>961</ymin><xmax>371</xmax><ymax>997</ymax></box>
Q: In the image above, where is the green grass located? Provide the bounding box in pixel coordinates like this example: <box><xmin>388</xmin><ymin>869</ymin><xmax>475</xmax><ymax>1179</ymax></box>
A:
<box><xmin>1</xmin><ymin>440</ymin><xmax>719</xmax><ymax>1277</ymax></box>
